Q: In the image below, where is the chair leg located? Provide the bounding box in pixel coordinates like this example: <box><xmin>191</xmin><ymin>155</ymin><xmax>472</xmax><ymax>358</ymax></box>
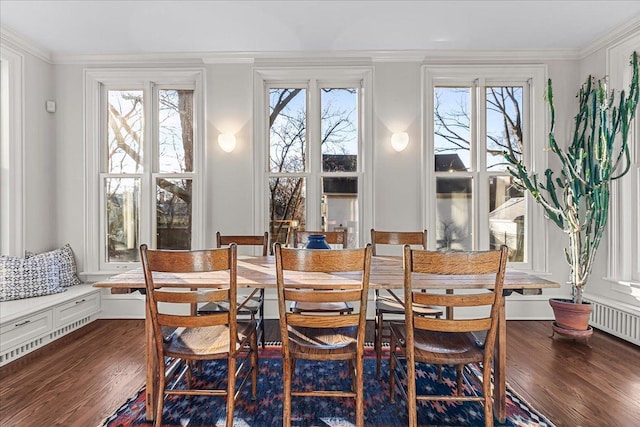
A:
<box><xmin>406</xmin><ymin>353</ymin><xmax>418</xmax><ymax>427</ymax></box>
<box><xmin>250</xmin><ymin>332</ymin><xmax>258</xmax><ymax>399</ymax></box>
<box><xmin>259</xmin><ymin>290</ymin><xmax>266</xmax><ymax>348</ymax></box>
<box><xmin>226</xmin><ymin>355</ymin><xmax>236</xmax><ymax>427</ymax></box>
<box><xmin>483</xmin><ymin>362</ymin><xmax>494</xmax><ymax>427</ymax></box>
<box><xmin>456</xmin><ymin>364</ymin><xmax>464</xmax><ymax>396</ymax></box>
<box><xmin>356</xmin><ymin>355</ymin><xmax>365</xmax><ymax>427</ymax></box>
<box><xmin>375</xmin><ymin>309</ymin><xmax>383</xmax><ymax>379</ymax></box>
<box><xmin>154</xmin><ymin>367</ymin><xmax>166</xmax><ymax>427</ymax></box>
<box><xmin>389</xmin><ymin>332</ymin><xmax>397</xmax><ymax>403</ymax></box>
<box><xmin>282</xmin><ymin>356</ymin><xmax>292</xmax><ymax>427</ymax></box>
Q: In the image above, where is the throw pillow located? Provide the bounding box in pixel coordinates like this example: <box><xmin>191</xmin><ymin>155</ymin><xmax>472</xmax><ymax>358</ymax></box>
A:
<box><xmin>25</xmin><ymin>244</ymin><xmax>81</xmax><ymax>287</ymax></box>
<box><xmin>0</xmin><ymin>254</ymin><xmax>66</xmax><ymax>302</ymax></box>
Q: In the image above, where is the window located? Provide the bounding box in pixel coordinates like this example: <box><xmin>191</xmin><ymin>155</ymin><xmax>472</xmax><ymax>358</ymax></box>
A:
<box><xmin>0</xmin><ymin>45</ymin><xmax>24</xmax><ymax>257</ymax></box>
<box><xmin>85</xmin><ymin>70</ymin><xmax>205</xmax><ymax>273</ymax></box>
<box><xmin>254</xmin><ymin>68</ymin><xmax>373</xmax><ymax>250</ymax></box>
<box><xmin>424</xmin><ymin>65</ymin><xmax>547</xmax><ymax>271</ymax></box>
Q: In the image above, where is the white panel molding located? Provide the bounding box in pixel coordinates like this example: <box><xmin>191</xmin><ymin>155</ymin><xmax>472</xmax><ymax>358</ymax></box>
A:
<box><xmin>0</xmin><ymin>26</ymin><xmax>51</xmax><ymax>63</ymax></box>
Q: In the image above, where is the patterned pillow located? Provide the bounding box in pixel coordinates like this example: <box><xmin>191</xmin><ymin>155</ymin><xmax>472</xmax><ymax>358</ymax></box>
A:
<box><xmin>0</xmin><ymin>253</ymin><xmax>66</xmax><ymax>302</ymax></box>
<box><xmin>25</xmin><ymin>244</ymin><xmax>82</xmax><ymax>287</ymax></box>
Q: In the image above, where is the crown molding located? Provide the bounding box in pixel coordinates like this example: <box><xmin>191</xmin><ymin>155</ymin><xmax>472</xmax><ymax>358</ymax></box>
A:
<box><xmin>52</xmin><ymin>48</ymin><xmax>580</xmax><ymax>66</ymax></box>
<box><xmin>0</xmin><ymin>26</ymin><xmax>51</xmax><ymax>63</ymax></box>
<box><xmin>579</xmin><ymin>13</ymin><xmax>640</xmax><ymax>59</ymax></box>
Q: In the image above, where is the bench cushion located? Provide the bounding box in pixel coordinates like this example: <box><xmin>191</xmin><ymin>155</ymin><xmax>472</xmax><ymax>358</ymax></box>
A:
<box><xmin>0</xmin><ymin>253</ymin><xmax>67</xmax><ymax>302</ymax></box>
<box><xmin>25</xmin><ymin>244</ymin><xmax>81</xmax><ymax>287</ymax></box>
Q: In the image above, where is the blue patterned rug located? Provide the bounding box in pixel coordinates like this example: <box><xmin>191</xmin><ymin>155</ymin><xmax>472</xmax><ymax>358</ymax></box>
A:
<box><xmin>102</xmin><ymin>347</ymin><xmax>554</xmax><ymax>427</ymax></box>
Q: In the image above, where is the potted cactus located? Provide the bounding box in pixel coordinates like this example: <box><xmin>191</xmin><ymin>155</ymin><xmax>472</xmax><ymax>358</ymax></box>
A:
<box><xmin>504</xmin><ymin>52</ymin><xmax>639</xmax><ymax>334</ymax></box>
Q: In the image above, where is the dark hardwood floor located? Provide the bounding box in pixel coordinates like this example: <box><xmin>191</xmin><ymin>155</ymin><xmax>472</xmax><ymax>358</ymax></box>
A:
<box><xmin>0</xmin><ymin>319</ymin><xmax>638</xmax><ymax>426</ymax></box>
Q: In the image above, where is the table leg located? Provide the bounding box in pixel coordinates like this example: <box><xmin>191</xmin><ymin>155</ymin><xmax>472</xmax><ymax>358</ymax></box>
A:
<box><xmin>145</xmin><ymin>300</ymin><xmax>157</xmax><ymax>421</ymax></box>
<box><xmin>493</xmin><ymin>298</ymin><xmax>507</xmax><ymax>423</ymax></box>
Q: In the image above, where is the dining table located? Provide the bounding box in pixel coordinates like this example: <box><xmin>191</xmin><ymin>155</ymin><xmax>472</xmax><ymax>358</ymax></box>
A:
<box><xmin>93</xmin><ymin>254</ymin><xmax>559</xmax><ymax>423</ymax></box>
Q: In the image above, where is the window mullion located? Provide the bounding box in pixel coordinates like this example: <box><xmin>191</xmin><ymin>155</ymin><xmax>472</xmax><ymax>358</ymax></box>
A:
<box><xmin>307</xmin><ymin>80</ymin><xmax>321</xmax><ymax>229</ymax></box>
<box><xmin>477</xmin><ymin>78</ymin><xmax>489</xmax><ymax>251</ymax></box>
<box><xmin>141</xmin><ymin>82</ymin><xmax>155</xmax><ymax>248</ymax></box>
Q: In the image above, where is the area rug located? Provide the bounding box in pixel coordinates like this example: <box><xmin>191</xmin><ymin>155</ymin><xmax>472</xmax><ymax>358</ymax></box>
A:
<box><xmin>102</xmin><ymin>346</ymin><xmax>554</xmax><ymax>427</ymax></box>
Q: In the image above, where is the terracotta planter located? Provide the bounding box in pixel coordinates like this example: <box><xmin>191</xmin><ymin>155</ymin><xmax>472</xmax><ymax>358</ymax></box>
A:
<box><xmin>549</xmin><ymin>298</ymin><xmax>592</xmax><ymax>331</ymax></box>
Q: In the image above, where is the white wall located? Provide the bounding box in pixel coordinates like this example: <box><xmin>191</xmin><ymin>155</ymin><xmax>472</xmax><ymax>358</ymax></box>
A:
<box><xmin>20</xmin><ymin>50</ymin><xmax>57</xmax><ymax>253</ymax></box>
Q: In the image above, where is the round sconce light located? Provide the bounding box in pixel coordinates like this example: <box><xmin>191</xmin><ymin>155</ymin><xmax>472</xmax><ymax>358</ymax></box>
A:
<box><xmin>218</xmin><ymin>133</ymin><xmax>236</xmax><ymax>153</ymax></box>
<box><xmin>391</xmin><ymin>132</ymin><xmax>409</xmax><ymax>152</ymax></box>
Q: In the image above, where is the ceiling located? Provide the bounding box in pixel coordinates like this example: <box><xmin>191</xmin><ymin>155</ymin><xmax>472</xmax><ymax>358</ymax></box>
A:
<box><xmin>1</xmin><ymin>1</ymin><xmax>640</xmax><ymax>58</ymax></box>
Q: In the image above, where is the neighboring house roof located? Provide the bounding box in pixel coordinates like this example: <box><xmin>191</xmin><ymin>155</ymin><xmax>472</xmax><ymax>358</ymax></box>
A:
<box><xmin>435</xmin><ymin>154</ymin><xmax>467</xmax><ymax>172</ymax></box>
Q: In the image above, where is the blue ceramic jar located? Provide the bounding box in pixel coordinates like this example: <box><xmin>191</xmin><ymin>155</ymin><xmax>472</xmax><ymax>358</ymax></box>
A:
<box><xmin>304</xmin><ymin>234</ymin><xmax>331</xmax><ymax>249</ymax></box>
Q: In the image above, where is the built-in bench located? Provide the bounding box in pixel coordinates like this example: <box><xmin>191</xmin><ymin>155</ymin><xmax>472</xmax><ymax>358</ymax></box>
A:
<box><xmin>0</xmin><ymin>284</ymin><xmax>101</xmax><ymax>366</ymax></box>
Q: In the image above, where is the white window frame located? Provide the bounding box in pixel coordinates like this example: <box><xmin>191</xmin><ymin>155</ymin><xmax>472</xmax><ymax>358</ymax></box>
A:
<box><xmin>0</xmin><ymin>44</ymin><xmax>24</xmax><ymax>257</ymax></box>
<box><xmin>607</xmin><ymin>33</ymin><xmax>640</xmax><ymax>286</ymax></box>
<box><xmin>253</xmin><ymin>67</ymin><xmax>373</xmax><ymax>246</ymax></box>
<box><xmin>84</xmin><ymin>68</ymin><xmax>205</xmax><ymax>275</ymax></box>
<box><xmin>422</xmin><ymin>65</ymin><xmax>548</xmax><ymax>272</ymax></box>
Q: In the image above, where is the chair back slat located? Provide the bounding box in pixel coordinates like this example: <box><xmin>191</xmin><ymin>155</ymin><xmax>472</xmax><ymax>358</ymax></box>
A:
<box><xmin>370</xmin><ymin>229</ymin><xmax>427</xmax><ymax>256</ymax></box>
<box><xmin>158</xmin><ymin>312</ymin><xmax>230</xmax><ymax>328</ymax></box>
<box><xmin>414</xmin><ymin>316</ymin><xmax>492</xmax><ymax>333</ymax></box>
<box><xmin>217</xmin><ymin>232</ymin><xmax>269</xmax><ymax>256</ymax></box>
<box><xmin>412</xmin><ymin>291</ymin><xmax>495</xmax><ymax>308</ymax></box>
<box><xmin>154</xmin><ymin>288</ymin><xmax>229</xmax><ymax>304</ymax></box>
<box><xmin>144</xmin><ymin>248</ymin><xmax>232</xmax><ymax>273</ymax></box>
<box><xmin>293</xmin><ymin>230</ymin><xmax>348</xmax><ymax>248</ymax></box>
<box><xmin>284</xmin><ymin>288</ymin><xmax>362</xmax><ymax>303</ymax></box>
<box><xmin>411</xmin><ymin>249</ymin><xmax>504</xmax><ymax>275</ymax></box>
<box><xmin>279</xmin><ymin>247</ymin><xmax>368</xmax><ymax>272</ymax></box>
<box><xmin>286</xmin><ymin>313</ymin><xmax>360</xmax><ymax>328</ymax></box>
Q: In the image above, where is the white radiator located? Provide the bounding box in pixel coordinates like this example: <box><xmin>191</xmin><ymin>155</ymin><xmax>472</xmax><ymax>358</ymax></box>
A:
<box><xmin>588</xmin><ymin>300</ymin><xmax>640</xmax><ymax>346</ymax></box>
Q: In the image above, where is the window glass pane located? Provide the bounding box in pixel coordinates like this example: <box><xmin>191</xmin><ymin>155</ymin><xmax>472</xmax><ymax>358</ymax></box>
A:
<box><xmin>434</xmin><ymin>87</ymin><xmax>471</xmax><ymax>172</ymax></box>
<box><xmin>322</xmin><ymin>177</ymin><xmax>358</xmax><ymax>248</ymax></box>
<box><xmin>107</xmin><ymin>90</ymin><xmax>143</xmax><ymax>173</ymax></box>
<box><xmin>489</xmin><ymin>176</ymin><xmax>525</xmax><ymax>261</ymax></box>
<box><xmin>486</xmin><ymin>86</ymin><xmax>524</xmax><ymax>171</ymax></box>
<box><xmin>106</xmin><ymin>177</ymin><xmax>140</xmax><ymax>262</ymax></box>
<box><xmin>159</xmin><ymin>89</ymin><xmax>193</xmax><ymax>173</ymax></box>
<box><xmin>269</xmin><ymin>177</ymin><xmax>306</xmax><ymax>247</ymax></box>
<box><xmin>321</xmin><ymin>88</ymin><xmax>358</xmax><ymax>172</ymax></box>
<box><xmin>156</xmin><ymin>178</ymin><xmax>192</xmax><ymax>250</ymax></box>
<box><xmin>436</xmin><ymin>177</ymin><xmax>472</xmax><ymax>251</ymax></box>
<box><xmin>269</xmin><ymin>89</ymin><xmax>306</xmax><ymax>173</ymax></box>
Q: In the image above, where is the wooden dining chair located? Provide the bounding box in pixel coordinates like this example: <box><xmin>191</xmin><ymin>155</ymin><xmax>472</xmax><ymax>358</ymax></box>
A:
<box><xmin>389</xmin><ymin>245</ymin><xmax>508</xmax><ymax>427</ymax></box>
<box><xmin>370</xmin><ymin>229</ymin><xmax>443</xmax><ymax>379</ymax></box>
<box><xmin>198</xmin><ymin>232</ymin><xmax>268</xmax><ymax>347</ymax></box>
<box><xmin>275</xmin><ymin>242</ymin><xmax>372</xmax><ymax>427</ymax></box>
<box><xmin>289</xmin><ymin>229</ymin><xmax>353</xmax><ymax>315</ymax></box>
<box><xmin>140</xmin><ymin>244</ymin><xmax>258</xmax><ymax>427</ymax></box>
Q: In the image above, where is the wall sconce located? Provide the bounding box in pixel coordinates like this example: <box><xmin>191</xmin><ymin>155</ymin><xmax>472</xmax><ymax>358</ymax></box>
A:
<box><xmin>218</xmin><ymin>133</ymin><xmax>236</xmax><ymax>153</ymax></box>
<box><xmin>391</xmin><ymin>132</ymin><xmax>409</xmax><ymax>152</ymax></box>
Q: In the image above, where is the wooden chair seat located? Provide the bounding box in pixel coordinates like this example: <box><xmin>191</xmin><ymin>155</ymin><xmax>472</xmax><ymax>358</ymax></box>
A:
<box><xmin>287</xmin><ymin>325</ymin><xmax>358</xmax><ymax>358</ymax></box>
<box><xmin>389</xmin><ymin>322</ymin><xmax>483</xmax><ymax>365</ymax></box>
<box><xmin>164</xmin><ymin>320</ymin><xmax>257</xmax><ymax>358</ymax></box>
<box><xmin>290</xmin><ymin>301</ymin><xmax>354</xmax><ymax>313</ymax></box>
